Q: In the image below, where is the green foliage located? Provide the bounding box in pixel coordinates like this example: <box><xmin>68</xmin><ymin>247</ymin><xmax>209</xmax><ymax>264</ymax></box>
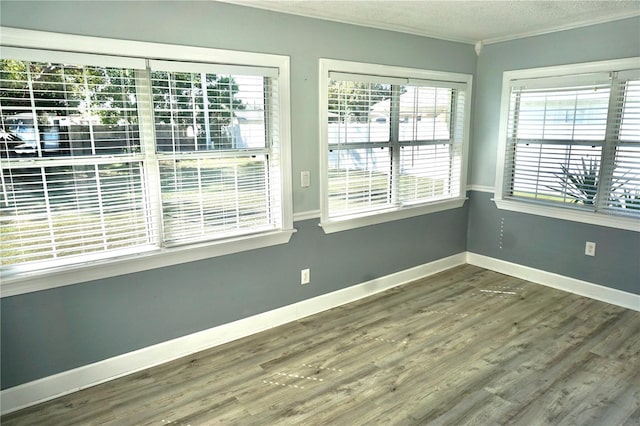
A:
<box><xmin>0</xmin><ymin>60</ymin><xmax>139</xmax><ymax>125</ymax></box>
<box><xmin>549</xmin><ymin>157</ymin><xmax>599</xmax><ymax>205</ymax></box>
<box><xmin>620</xmin><ymin>189</ymin><xmax>640</xmax><ymax>210</ymax></box>
<box><xmin>547</xmin><ymin>157</ymin><xmax>639</xmax><ymax>211</ymax></box>
<box><xmin>151</xmin><ymin>71</ymin><xmax>244</xmax><ymax>127</ymax></box>
<box><xmin>0</xmin><ymin>60</ymin><xmax>244</xmax><ymax>128</ymax></box>
<box><xmin>328</xmin><ymin>80</ymin><xmax>391</xmax><ymax>122</ymax></box>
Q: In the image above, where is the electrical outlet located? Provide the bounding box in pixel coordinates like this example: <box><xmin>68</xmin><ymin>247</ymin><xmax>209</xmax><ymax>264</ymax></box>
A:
<box><xmin>301</xmin><ymin>268</ymin><xmax>310</xmax><ymax>285</ymax></box>
<box><xmin>585</xmin><ymin>241</ymin><xmax>596</xmax><ymax>256</ymax></box>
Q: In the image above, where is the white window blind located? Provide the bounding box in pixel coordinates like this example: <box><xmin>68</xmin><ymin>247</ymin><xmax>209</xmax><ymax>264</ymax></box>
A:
<box><xmin>325</xmin><ymin>70</ymin><xmax>468</xmax><ymax>221</ymax></box>
<box><xmin>607</xmin><ymin>78</ymin><xmax>640</xmax><ymax>212</ymax></box>
<box><xmin>503</xmin><ymin>68</ymin><xmax>640</xmax><ymax>218</ymax></box>
<box><xmin>0</xmin><ymin>58</ymin><xmax>151</xmax><ymax>268</ymax></box>
<box><xmin>149</xmin><ymin>66</ymin><xmax>281</xmax><ymax>245</ymax></box>
<box><xmin>1</xmin><ymin>48</ymin><xmax>287</xmax><ymax>273</ymax></box>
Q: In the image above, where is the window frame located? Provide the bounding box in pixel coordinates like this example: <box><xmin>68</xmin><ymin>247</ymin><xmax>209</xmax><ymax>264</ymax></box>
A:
<box><xmin>0</xmin><ymin>27</ymin><xmax>294</xmax><ymax>297</ymax></box>
<box><xmin>494</xmin><ymin>58</ymin><xmax>640</xmax><ymax>232</ymax></box>
<box><xmin>318</xmin><ymin>59</ymin><xmax>472</xmax><ymax>233</ymax></box>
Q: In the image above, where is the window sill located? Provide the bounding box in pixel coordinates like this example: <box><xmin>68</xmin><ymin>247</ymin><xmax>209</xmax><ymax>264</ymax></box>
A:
<box><xmin>320</xmin><ymin>197</ymin><xmax>467</xmax><ymax>234</ymax></box>
<box><xmin>493</xmin><ymin>198</ymin><xmax>640</xmax><ymax>232</ymax></box>
<box><xmin>0</xmin><ymin>229</ymin><xmax>297</xmax><ymax>298</ymax></box>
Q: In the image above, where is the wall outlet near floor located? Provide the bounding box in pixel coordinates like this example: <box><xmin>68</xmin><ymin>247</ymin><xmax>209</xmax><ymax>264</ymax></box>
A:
<box><xmin>301</xmin><ymin>268</ymin><xmax>310</xmax><ymax>285</ymax></box>
<box><xmin>585</xmin><ymin>241</ymin><xmax>596</xmax><ymax>256</ymax></box>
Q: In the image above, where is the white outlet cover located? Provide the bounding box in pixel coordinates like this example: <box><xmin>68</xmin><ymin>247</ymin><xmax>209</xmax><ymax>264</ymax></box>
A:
<box><xmin>585</xmin><ymin>241</ymin><xmax>596</xmax><ymax>256</ymax></box>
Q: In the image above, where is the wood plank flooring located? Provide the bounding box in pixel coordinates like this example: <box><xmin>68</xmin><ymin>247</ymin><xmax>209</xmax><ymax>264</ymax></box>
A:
<box><xmin>3</xmin><ymin>265</ymin><xmax>639</xmax><ymax>425</ymax></box>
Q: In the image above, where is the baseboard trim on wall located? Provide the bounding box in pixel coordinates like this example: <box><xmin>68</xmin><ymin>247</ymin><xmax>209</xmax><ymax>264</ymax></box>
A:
<box><xmin>466</xmin><ymin>252</ymin><xmax>640</xmax><ymax>312</ymax></box>
<box><xmin>0</xmin><ymin>252</ymin><xmax>466</xmax><ymax>416</ymax></box>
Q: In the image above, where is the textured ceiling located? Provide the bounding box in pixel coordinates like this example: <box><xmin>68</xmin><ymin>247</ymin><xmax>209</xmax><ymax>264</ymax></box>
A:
<box><xmin>218</xmin><ymin>0</ymin><xmax>640</xmax><ymax>45</ymax></box>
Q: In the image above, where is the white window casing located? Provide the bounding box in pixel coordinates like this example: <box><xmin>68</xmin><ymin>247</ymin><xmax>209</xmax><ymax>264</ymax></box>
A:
<box><xmin>494</xmin><ymin>58</ymin><xmax>640</xmax><ymax>232</ymax></box>
<box><xmin>319</xmin><ymin>59</ymin><xmax>472</xmax><ymax>233</ymax></box>
<box><xmin>0</xmin><ymin>28</ymin><xmax>294</xmax><ymax>296</ymax></box>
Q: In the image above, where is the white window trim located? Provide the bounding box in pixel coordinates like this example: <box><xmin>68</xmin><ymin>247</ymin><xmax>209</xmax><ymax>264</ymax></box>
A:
<box><xmin>0</xmin><ymin>231</ymin><xmax>295</xmax><ymax>298</ymax></box>
<box><xmin>321</xmin><ymin>198</ymin><xmax>467</xmax><ymax>233</ymax></box>
<box><xmin>494</xmin><ymin>57</ymin><xmax>640</xmax><ymax>233</ymax></box>
<box><xmin>318</xmin><ymin>59</ymin><xmax>472</xmax><ymax>233</ymax></box>
<box><xmin>0</xmin><ymin>27</ymin><xmax>295</xmax><ymax>296</ymax></box>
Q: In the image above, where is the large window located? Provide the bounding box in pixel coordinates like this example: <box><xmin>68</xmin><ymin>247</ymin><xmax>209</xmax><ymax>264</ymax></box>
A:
<box><xmin>0</xmin><ymin>29</ymin><xmax>292</xmax><ymax>293</ymax></box>
<box><xmin>319</xmin><ymin>60</ymin><xmax>472</xmax><ymax>232</ymax></box>
<box><xmin>495</xmin><ymin>58</ymin><xmax>640</xmax><ymax>231</ymax></box>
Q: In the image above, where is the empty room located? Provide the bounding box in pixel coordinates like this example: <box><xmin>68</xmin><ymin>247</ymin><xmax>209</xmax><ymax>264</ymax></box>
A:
<box><xmin>1</xmin><ymin>0</ymin><xmax>639</xmax><ymax>424</ymax></box>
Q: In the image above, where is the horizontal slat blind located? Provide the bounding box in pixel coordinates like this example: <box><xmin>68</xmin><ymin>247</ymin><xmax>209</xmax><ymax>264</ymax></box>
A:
<box><xmin>398</xmin><ymin>86</ymin><xmax>452</xmax><ymax>142</ymax></box>
<box><xmin>0</xmin><ymin>160</ymin><xmax>151</xmax><ymax>266</ymax></box>
<box><xmin>510</xmin><ymin>84</ymin><xmax>611</xmax><ymax>142</ymax></box>
<box><xmin>507</xmin><ymin>143</ymin><xmax>602</xmax><ymax>204</ymax></box>
<box><xmin>504</xmin><ymin>81</ymin><xmax>609</xmax><ymax>207</ymax></box>
<box><xmin>398</xmin><ymin>144</ymin><xmax>455</xmax><ymax>204</ymax></box>
<box><xmin>328</xmin><ymin>79</ymin><xmax>392</xmax><ymax>144</ymax></box>
<box><xmin>605</xmin><ymin>79</ymin><xmax>640</xmax><ymax>214</ymax></box>
<box><xmin>326</xmin><ymin>72</ymin><xmax>467</xmax><ymax>219</ymax></box>
<box><xmin>328</xmin><ymin>147</ymin><xmax>391</xmax><ymax>216</ymax></box>
<box><xmin>151</xmin><ymin>70</ymin><xmax>269</xmax><ymax>151</ymax></box>
<box><xmin>327</xmin><ymin>77</ymin><xmax>391</xmax><ymax>218</ymax></box>
<box><xmin>1</xmin><ymin>56</ymin><xmax>152</xmax><ymax>267</ymax></box>
<box><xmin>0</xmin><ymin>60</ymin><xmax>141</xmax><ymax>157</ymax></box>
<box><xmin>397</xmin><ymin>87</ymin><xmax>464</xmax><ymax>204</ymax></box>
<box><xmin>150</xmin><ymin>67</ymin><xmax>281</xmax><ymax>244</ymax></box>
<box><xmin>503</xmin><ymin>68</ymin><xmax>640</xmax><ymax>217</ymax></box>
<box><xmin>158</xmin><ymin>155</ymin><xmax>275</xmax><ymax>244</ymax></box>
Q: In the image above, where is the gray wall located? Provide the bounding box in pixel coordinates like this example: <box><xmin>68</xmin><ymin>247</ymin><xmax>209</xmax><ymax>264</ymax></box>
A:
<box><xmin>467</xmin><ymin>192</ymin><xmax>640</xmax><ymax>293</ymax></box>
<box><xmin>467</xmin><ymin>17</ymin><xmax>640</xmax><ymax>294</ymax></box>
<box><xmin>0</xmin><ymin>1</ymin><xmax>473</xmax><ymax>389</ymax></box>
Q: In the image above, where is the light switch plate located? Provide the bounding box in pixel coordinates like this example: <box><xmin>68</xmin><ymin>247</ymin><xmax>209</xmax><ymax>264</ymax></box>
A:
<box><xmin>301</xmin><ymin>268</ymin><xmax>310</xmax><ymax>285</ymax></box>
<box><xmin>301</xmin><ymin>171</ymin><xmax>310</xmax><ymax>188</ymax></box>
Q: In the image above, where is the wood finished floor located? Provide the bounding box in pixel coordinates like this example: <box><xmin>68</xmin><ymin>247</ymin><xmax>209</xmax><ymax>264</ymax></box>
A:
<box><xmin>3</xmin><ymin>265</ymin><xmax>639</xmax><ymax>425</ymax></box>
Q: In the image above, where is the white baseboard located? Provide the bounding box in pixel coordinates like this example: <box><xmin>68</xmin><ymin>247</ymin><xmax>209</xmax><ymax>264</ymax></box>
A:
<box><xmin>0</xmin><ymin>253</ymin><xmax>466</xmax><ymax>415</ymax></box>
<box><xmin>466</xmin><ymin>252</ymin><xmax>640</xmax><ymax>312</ymax></box>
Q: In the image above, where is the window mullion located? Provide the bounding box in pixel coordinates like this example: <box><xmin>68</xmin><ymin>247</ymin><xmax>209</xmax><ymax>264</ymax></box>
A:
<box><xmin>190</xmin><ymin>74</ymin><xmax>199</xmax><ymax>150</ymax></box>
<box><xmin>201</xmin><ymin>73</ymin><xmax>212</xmax><ymax>149</ymax></box>
<box><xmin>39</xmin><ymin>165</ymin><xmax>58</xmax><ymax>258</ymax></box>
<box><xmin>135</xmin><ymin>66</ymin><xmax>164</xmax><ymax>247</ymax></box>
<box><xmin>264</xmin><ymin>76</ymin><xmax>275</xmax><ymax>224</ymax></box>
<box><xmin>390</xmin><ymin>84</ymin><xmax>401</xmax><ymax>206</ymax></box>
<box><xmin>92</xmin><ymin>163</ymin><xmax>108</xmax><ymax>250</ymax></box>
<box><xmin>505</xmin><ymin>90</ymin><xmax>521</xmax><ymax>197</ymax></box>
<box><xmin>596</xmin><ymin>73</ymin><xmax>622</xmax><ymax>211</ymax></box>
<box><xmin>448</xmin><ymin>89</ymin><xmax>457</xmax><ymax>195</ymax></box>
<box><xmin>82</xmin><ymin>67</ymin><xmax>98</xmax><ymax>156</ymax></box>
<box><xmin>24</xmin><ymin>63</ymin><xmax>43</xmax><ymax>158</ymax></box>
